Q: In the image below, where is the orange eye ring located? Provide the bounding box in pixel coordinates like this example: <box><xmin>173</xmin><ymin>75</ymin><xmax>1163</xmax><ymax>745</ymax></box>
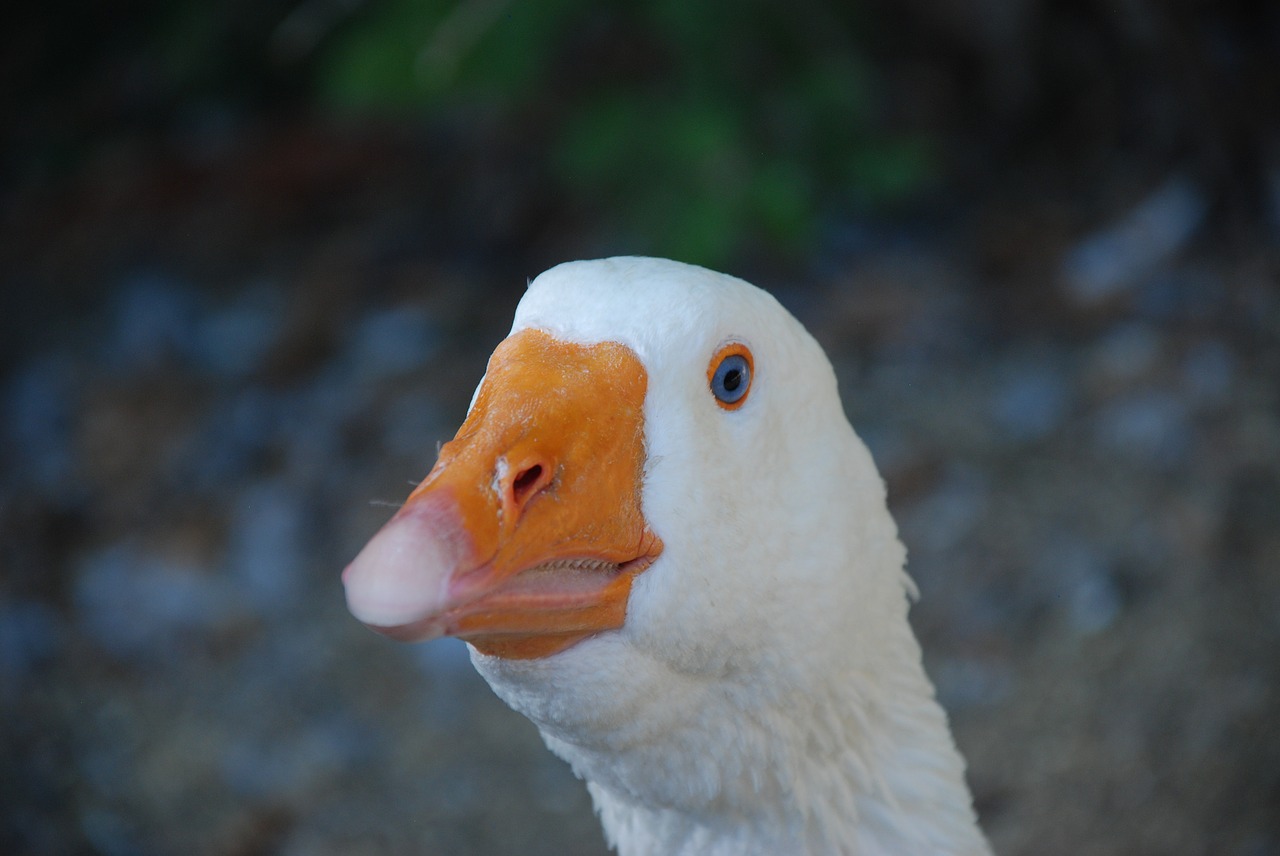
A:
<box><xmin>707</xmin><ymin>342</ymin><xmax>754</xmax><ymax>410</ymax></box>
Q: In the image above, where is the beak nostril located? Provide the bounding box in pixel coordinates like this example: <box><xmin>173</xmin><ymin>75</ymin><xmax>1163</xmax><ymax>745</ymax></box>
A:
<box><xmin>511</xmin><ymin>463</ymin><xmax>547</xmax><ymax>507</ymax></box>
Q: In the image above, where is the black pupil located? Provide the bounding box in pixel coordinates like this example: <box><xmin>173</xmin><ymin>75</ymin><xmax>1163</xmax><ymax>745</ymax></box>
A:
<box><xmin>723</xmin><ymin>368</ymin><xmax>741</xmax><ymax>391</ymax></box>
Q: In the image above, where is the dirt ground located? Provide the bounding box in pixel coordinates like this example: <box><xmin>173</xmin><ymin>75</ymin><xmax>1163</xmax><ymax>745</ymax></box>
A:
<box><xmin>2</xmin><ymin>120</ymin><xmax>1278</xmax><ymax>855</ymax></box>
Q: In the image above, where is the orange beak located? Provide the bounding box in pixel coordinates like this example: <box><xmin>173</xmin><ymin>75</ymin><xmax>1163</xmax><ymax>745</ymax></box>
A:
<box><xmin>342</xmin><ymin>328</ymin><xmax>664</xmax><ymax>659</ymax></box>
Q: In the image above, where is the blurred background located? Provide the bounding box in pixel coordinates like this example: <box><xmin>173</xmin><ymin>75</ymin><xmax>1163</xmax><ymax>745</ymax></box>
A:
<box><xmin>2</xmin><ymin>1</ymin><xmax>1279</xmax><ymax>854</ymax></box>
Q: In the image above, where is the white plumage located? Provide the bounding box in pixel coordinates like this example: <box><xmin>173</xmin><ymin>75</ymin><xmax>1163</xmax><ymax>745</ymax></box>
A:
<box><xmin>344</xmin><ymin>257</ymin><xmax>991</xmax><ymax>855</ymax></box>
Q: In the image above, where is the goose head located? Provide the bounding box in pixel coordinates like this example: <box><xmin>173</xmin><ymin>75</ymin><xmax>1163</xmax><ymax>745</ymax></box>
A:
<box><xmin>343</xmin><ymin>257</ymin><xmax>989</xmax><ymax>855</ymax></box>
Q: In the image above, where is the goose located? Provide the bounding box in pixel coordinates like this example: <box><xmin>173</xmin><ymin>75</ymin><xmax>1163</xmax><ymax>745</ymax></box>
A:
<box><xmin>342</xmin><ymin>256</ymin><xmax>992</xmax><ymax>855</ymax></box>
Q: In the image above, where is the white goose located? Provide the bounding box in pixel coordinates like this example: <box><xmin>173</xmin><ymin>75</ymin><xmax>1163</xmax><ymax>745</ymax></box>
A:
<box><xmin>343</xmin><ymin>257</ymin><xmax>992</xmax><ymax>855</ymax></box>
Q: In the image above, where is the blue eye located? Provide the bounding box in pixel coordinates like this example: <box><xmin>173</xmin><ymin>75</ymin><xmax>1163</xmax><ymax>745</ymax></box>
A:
<box><xmin>709</xmin><ymin>346</ymin><xmax>753</xmax><ymax>409</ymax></box>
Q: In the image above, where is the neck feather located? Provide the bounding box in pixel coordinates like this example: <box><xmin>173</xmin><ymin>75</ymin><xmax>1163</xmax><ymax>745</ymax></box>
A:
<box><xmin>475</xmin><ymin>611</ymin><xmax>990</xmax><ymax>856</ymax></box>
<box><xmin>471</xmin><ymin>399</ymin><xmax>990</xmax><ymax>855</ymax></box>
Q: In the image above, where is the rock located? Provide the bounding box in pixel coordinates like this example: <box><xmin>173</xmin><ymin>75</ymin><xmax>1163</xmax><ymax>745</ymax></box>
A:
<box><xmin>1061</xmin><ymin>176</ymin><xmax>1206</xmax><ymax>304</ymax></box>
<box><xmin>104</xmin><ymin>273</ymin><xmax>203</xmax><ymax>371</ymax></box>
<box><xmin>899</xmin><ymin>463</ymin><xmax>990</xmax><ymax>558</ymax></box>
<box><xmin>0</xmin><ymin>599</ymin><xmax>63</xmax><ymax>699</ymax></box>
<box><xmin>192</xmin><ymin>283</ymin><xmax>288</xmax><ymax>378</ymax></box>
<box><xmin>1033</xmin><ymin>536</ymin><xmax>1123</xmax><ymax>636</ymax></box>
<box><xmin>226</xmin><ymin>481</ymin><xmax>308</xmax><ymax>614</ymax></box>
<box><xmin>1092</xmin><ymin>389</ymin><xmax>1192</xmax><ymax>469</ymax></box>
<box><xmin>1181</xmin><ymin>339</ymin><xmax>1235</xmax><ymax>409</ymax></box>
<box><xmin>3</xmin><ymin>353</ymin><xmax>78</xmax><ymax>496</ymax></box>
<box><xmin>183</xmin><ymin>386</ymin><xmax>281</xmax><ymax>491</ymax></box>
<box><xmin>276</xmin><ymin>372</ymin><xmax>366</xmax><ymax>489</ymax></box>
<box><xmin>412</xmin><ymin>637</ymin><xmax>480</xmax><ymax>725</ymax></box>
<box><xmin>931</xmin><ymin>656</ymin><xmax>1015</xmax><ymax>711</ymax></box>
<box><xmin>346</xmin><ymin>306</ymin><xmax>442</xmax><ymax>381</ymax></box>
<box><xmin>79</xmin><ymin>807</ymin><xmax>144</xmax><ymax>856</ymax></box>
<box><xmin>74</xmin><ymin>544</ymin><xmax>236</xmax><ymax>663</ymax></box>
<box><xmin>1135</xmin><ymin>267</ymin><xmax>1226</xmax><ymax>323</ymax></box>
<box><xmin>221</xmin><ymin>717</ymin><xmax>373</xmax><ymax>799</ymax></box>
<box><xmin>990</xmin><ymin>357</ymin><xmax>1072</xmax><ymax>442</ymax></box>
<box><xmin>381</xmin><ymin>389</ymin><xmax>446</xmax><ymax>458</ymax></box>
<box><xmin>1086</xmin><ymin>324</ymin><xmax>1165</xmax><ymax>389</ymax></box>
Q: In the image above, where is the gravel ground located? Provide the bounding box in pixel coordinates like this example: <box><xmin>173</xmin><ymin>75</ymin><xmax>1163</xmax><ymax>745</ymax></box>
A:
<box><xmin>3</xmin><ymin>123</ymin><xmax>1279</xmax><ymax>856</ymax></box>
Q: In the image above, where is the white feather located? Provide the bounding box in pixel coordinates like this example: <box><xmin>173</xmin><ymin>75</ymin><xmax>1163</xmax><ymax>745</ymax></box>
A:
<box><xmin>469</xmin><ymin>257</ymin><xmax>991</xmax><ymax>855</ymax></box>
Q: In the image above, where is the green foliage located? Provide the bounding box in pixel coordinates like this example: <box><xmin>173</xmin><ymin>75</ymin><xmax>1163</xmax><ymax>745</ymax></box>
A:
<box><xmin>319</xmin><ymin>0</ymin><xmax>581</xmax><ymax>109</ymax></box>
<box><xmin>318</xmin><ymin>0</ymin><xmax>933</xmax><ymax>265</ymax></box>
